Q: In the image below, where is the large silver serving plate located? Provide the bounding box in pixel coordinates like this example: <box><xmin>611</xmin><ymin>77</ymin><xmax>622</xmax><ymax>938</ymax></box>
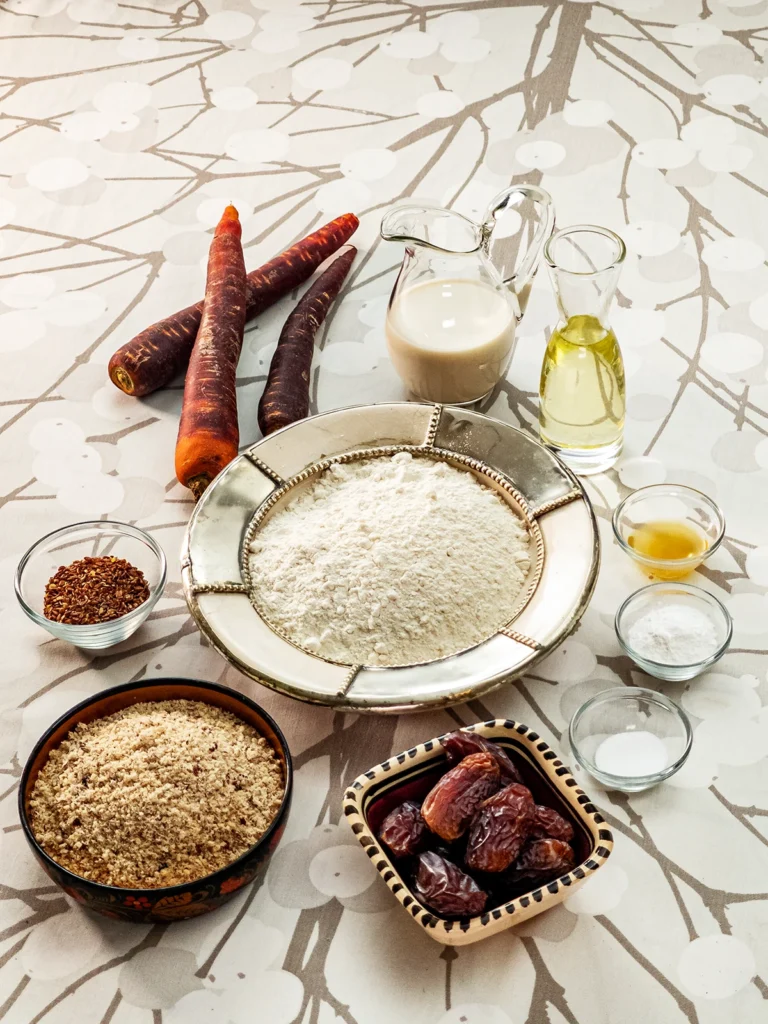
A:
<box><xmin>181</xmin><ymin>403</ymin><xmax>599</xmax><ymax>713</ymax></box>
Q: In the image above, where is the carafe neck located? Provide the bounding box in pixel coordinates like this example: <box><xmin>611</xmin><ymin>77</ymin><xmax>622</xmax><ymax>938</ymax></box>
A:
<box><xmin>549</xmin><ymin>264</ymin><xmax>620</xmax><ymax>327</ymax></box>
<box><xmin>544</xmin><ymin>225</ymin><xmax>625</xmax><ymax>328</ymax></box>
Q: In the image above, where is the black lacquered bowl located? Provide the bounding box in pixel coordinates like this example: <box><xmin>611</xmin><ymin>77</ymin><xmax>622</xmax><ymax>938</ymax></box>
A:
<box><xmin>19</xmin><ymin>678</ymin><xmax>292</xmax><ymax>923</ymax></box>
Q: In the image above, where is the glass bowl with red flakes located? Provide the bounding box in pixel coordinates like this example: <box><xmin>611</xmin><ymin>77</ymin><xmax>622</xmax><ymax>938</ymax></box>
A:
<box><xmin>15</xmin><ymin>520</ymin><xmax>166</xmax><ymax>649</ymax></box>
<box><xmin>343</xmin><ymin>720</ymin><xmax>613</xmax><ymax>945</ymax></box>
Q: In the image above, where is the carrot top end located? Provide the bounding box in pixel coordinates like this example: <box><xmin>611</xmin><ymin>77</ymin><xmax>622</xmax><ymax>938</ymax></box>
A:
<box><xmin>187</xmin><ymin>474</ymin><xmax>212</xmax><ymax>501</ymax></box>
<box><xmin>109</xmin><ymin>365</ymin><xmax>135</xmax><ymax>395</ymax></box>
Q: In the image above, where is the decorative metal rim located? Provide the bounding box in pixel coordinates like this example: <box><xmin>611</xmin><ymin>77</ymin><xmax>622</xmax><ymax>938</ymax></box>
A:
<box><xmin>181</xmin><ymin>402</ymin><xmax>600</xmax><ymax>713</ymax></box>
<box><xmin>240</xmin><ymin>444</ymin><xmax>545</xmax><ymax>670</ymax></box>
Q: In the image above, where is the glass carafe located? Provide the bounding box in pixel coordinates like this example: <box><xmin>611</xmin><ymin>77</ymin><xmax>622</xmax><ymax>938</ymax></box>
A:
<box><xmin>539</xmin><ymin>225</ymin><xmax>626</xmax><ymax>475</ymax></box>
<box><xmin>381</xmin><ymin>185</ymin><xmax>554</xmax><ymax>406</ymax></box>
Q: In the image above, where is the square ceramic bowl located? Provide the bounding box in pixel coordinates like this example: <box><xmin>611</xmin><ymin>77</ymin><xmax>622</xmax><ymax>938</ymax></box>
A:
<box><xmin>343</xmin><ymin>719</ymin><xmax>613</xmax><ymax>945</ymax></box>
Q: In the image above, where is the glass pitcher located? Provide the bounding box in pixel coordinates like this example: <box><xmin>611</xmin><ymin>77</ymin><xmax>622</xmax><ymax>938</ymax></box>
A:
<box><xmin>380</xmin><ymin>185</ymin><xmax>554</xmax><ymax>406</ymax></box>
<box><xmin>539</xmin><ymin>225</ymin><xmax>626</xmax><ymax>475</ymax></box>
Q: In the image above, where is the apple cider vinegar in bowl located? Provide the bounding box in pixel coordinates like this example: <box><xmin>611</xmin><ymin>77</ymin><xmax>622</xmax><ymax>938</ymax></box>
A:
<box><xmin>612</xmin><ymin>484</ymin><xmax>725</xmax><ymax>581</ymax></box>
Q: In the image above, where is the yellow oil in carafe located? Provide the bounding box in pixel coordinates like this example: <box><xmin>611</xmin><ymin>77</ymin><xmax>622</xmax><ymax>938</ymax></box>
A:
<box><xmin>539</xmin><ymin>314</ymin><xmax>625</xmax><ymax>456</ymax></box>
<box><xmin>628</xmin><ymin>520</ymin><xmax>709</xmax><ymax>579</ymax></box>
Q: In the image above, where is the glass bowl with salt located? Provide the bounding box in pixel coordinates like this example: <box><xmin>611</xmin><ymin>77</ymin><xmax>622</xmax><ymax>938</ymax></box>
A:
<box><xmin>569</xmin><ymin>687</ymin><xmax>692</xmax><ymax>792</ymax></box>
<box><xmin>614</xmin><ymin>582</ymin><xmax>732</xmax><ymax>682</ymax></box>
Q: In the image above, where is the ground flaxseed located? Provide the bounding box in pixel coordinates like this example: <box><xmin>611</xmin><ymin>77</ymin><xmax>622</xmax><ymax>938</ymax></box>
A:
<box><xmin>28</xmin><ymin>700</ymin><xmax>285</xmax><ymax>888</ymax></box>
<box><xmin>43</xmin><ymin>555</ymin><xmax>150</xmax><ymax>625</ymax></box>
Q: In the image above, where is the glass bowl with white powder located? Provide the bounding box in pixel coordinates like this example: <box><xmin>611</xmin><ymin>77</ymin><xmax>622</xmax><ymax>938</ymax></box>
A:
<box><xmin>569</xmin><ymin>687</ymin><xmax>692</xmax><ymax>792</ymax></box>
<box><xmin>614</xmin><ymin>582</ymin><xmax>732</xmax><ymax>682</ymax></box>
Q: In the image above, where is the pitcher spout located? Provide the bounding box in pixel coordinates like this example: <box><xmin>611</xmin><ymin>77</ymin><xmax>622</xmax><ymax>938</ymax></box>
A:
<box><xmin>380</xmin><ymin>204</ymin><xmax>480</xmax><ymax>255</ymax></box>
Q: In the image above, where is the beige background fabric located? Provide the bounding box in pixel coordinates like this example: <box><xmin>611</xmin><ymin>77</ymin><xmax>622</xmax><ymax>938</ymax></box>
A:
<box><xmin>1</xmin><ymin>1</ymin><xmax>768</xmax><ymax>1021</ymax></box>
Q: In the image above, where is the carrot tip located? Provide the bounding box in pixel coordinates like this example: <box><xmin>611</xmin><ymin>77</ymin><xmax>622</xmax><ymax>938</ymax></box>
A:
<box><xmin>215</xmin><ymin>204</ymin><xmax>242</xmax><ymax>239</ymax></box>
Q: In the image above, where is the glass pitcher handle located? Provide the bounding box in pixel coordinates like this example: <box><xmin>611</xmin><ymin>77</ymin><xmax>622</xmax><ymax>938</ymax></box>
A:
<box><xmin>481</xmin><ymin>185</ymin><xmax>555</xmax><ymax>319</ymax></box>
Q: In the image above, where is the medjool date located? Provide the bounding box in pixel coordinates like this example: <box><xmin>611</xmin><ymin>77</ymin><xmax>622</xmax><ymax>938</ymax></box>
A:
<box><xmin>514</xmin><ymin>838</ymin><xmax>575</xmax><ymax>880</ymax></box>
<box><xmin>442</xmin><ymin>731</ymin><xmax>522</xmax><ymax>784</ymax></box>
<box><xmin>413</xmin><ymin>851</ymin><xmax>487</xmax><ymax>918</ymax></box>
<box><xmin>421</xmin><ymin>751</ymin><xmax>500</xmax><ymax>841</ymax></box>
<box><xmin>464</xmin><ymin>783</ymin><xmax>535</xmax><ymax>873</ymax></box>
<box><xmin>531</xmin><ymin>804</ymin><xmax>574</xmax><ymax>842</ymax></box>
<box><xmin>378</xmin><ymin>800</ymin><xmax>428</xmax><ymax>858</ymax></box>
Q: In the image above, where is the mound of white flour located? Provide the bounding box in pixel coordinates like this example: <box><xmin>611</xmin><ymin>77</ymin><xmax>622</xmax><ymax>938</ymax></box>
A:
<box><xmin>248</xmin><ymin>452</ymin><xmax>531</xmax><ymax>667</ymax></box>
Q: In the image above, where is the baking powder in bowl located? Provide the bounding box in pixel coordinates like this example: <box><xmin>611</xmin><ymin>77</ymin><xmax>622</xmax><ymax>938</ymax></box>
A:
<box><xmin>626</xmin><ymin>602</ymin><xmax>719</xmax><ymax>665</ymax></box>
<box><xmin>248</xmin><ymin>452</ymin><xmax>531</xmax><ymax>666</ymax></box>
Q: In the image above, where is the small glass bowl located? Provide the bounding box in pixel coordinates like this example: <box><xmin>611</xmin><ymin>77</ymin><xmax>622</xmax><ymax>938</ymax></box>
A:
<box><xmin>569</xmin><ymin>687</ymin><xmax>692</xmax><ymax>792</ymax></box>
<box><xmin>15</xmin><ymin>521</ymin><xmax>166</xmax><ymax>650</ymax></box>
<box><xmin>615</xmin><ymin>582</ymin><xmax>732</xmax><ymax>682</ymax></box>
<box><xmin>612</xmin><ymin>484</ymin><xmax>725</xmax><ymax>580</ymax></box>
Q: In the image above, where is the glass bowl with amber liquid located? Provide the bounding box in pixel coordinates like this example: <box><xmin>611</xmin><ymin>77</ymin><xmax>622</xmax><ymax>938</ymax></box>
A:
<box><xmin>612</xmin><ymin>484</ymin><xmax>725</xmax><ymax>580</ymax></box>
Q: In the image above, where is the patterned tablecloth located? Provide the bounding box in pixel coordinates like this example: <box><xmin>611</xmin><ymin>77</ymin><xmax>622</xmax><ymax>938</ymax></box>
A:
<box><xmin>2</xmin><ymin>1</ymin><xmax>768</xmax><ymax>1021</ymax></box>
